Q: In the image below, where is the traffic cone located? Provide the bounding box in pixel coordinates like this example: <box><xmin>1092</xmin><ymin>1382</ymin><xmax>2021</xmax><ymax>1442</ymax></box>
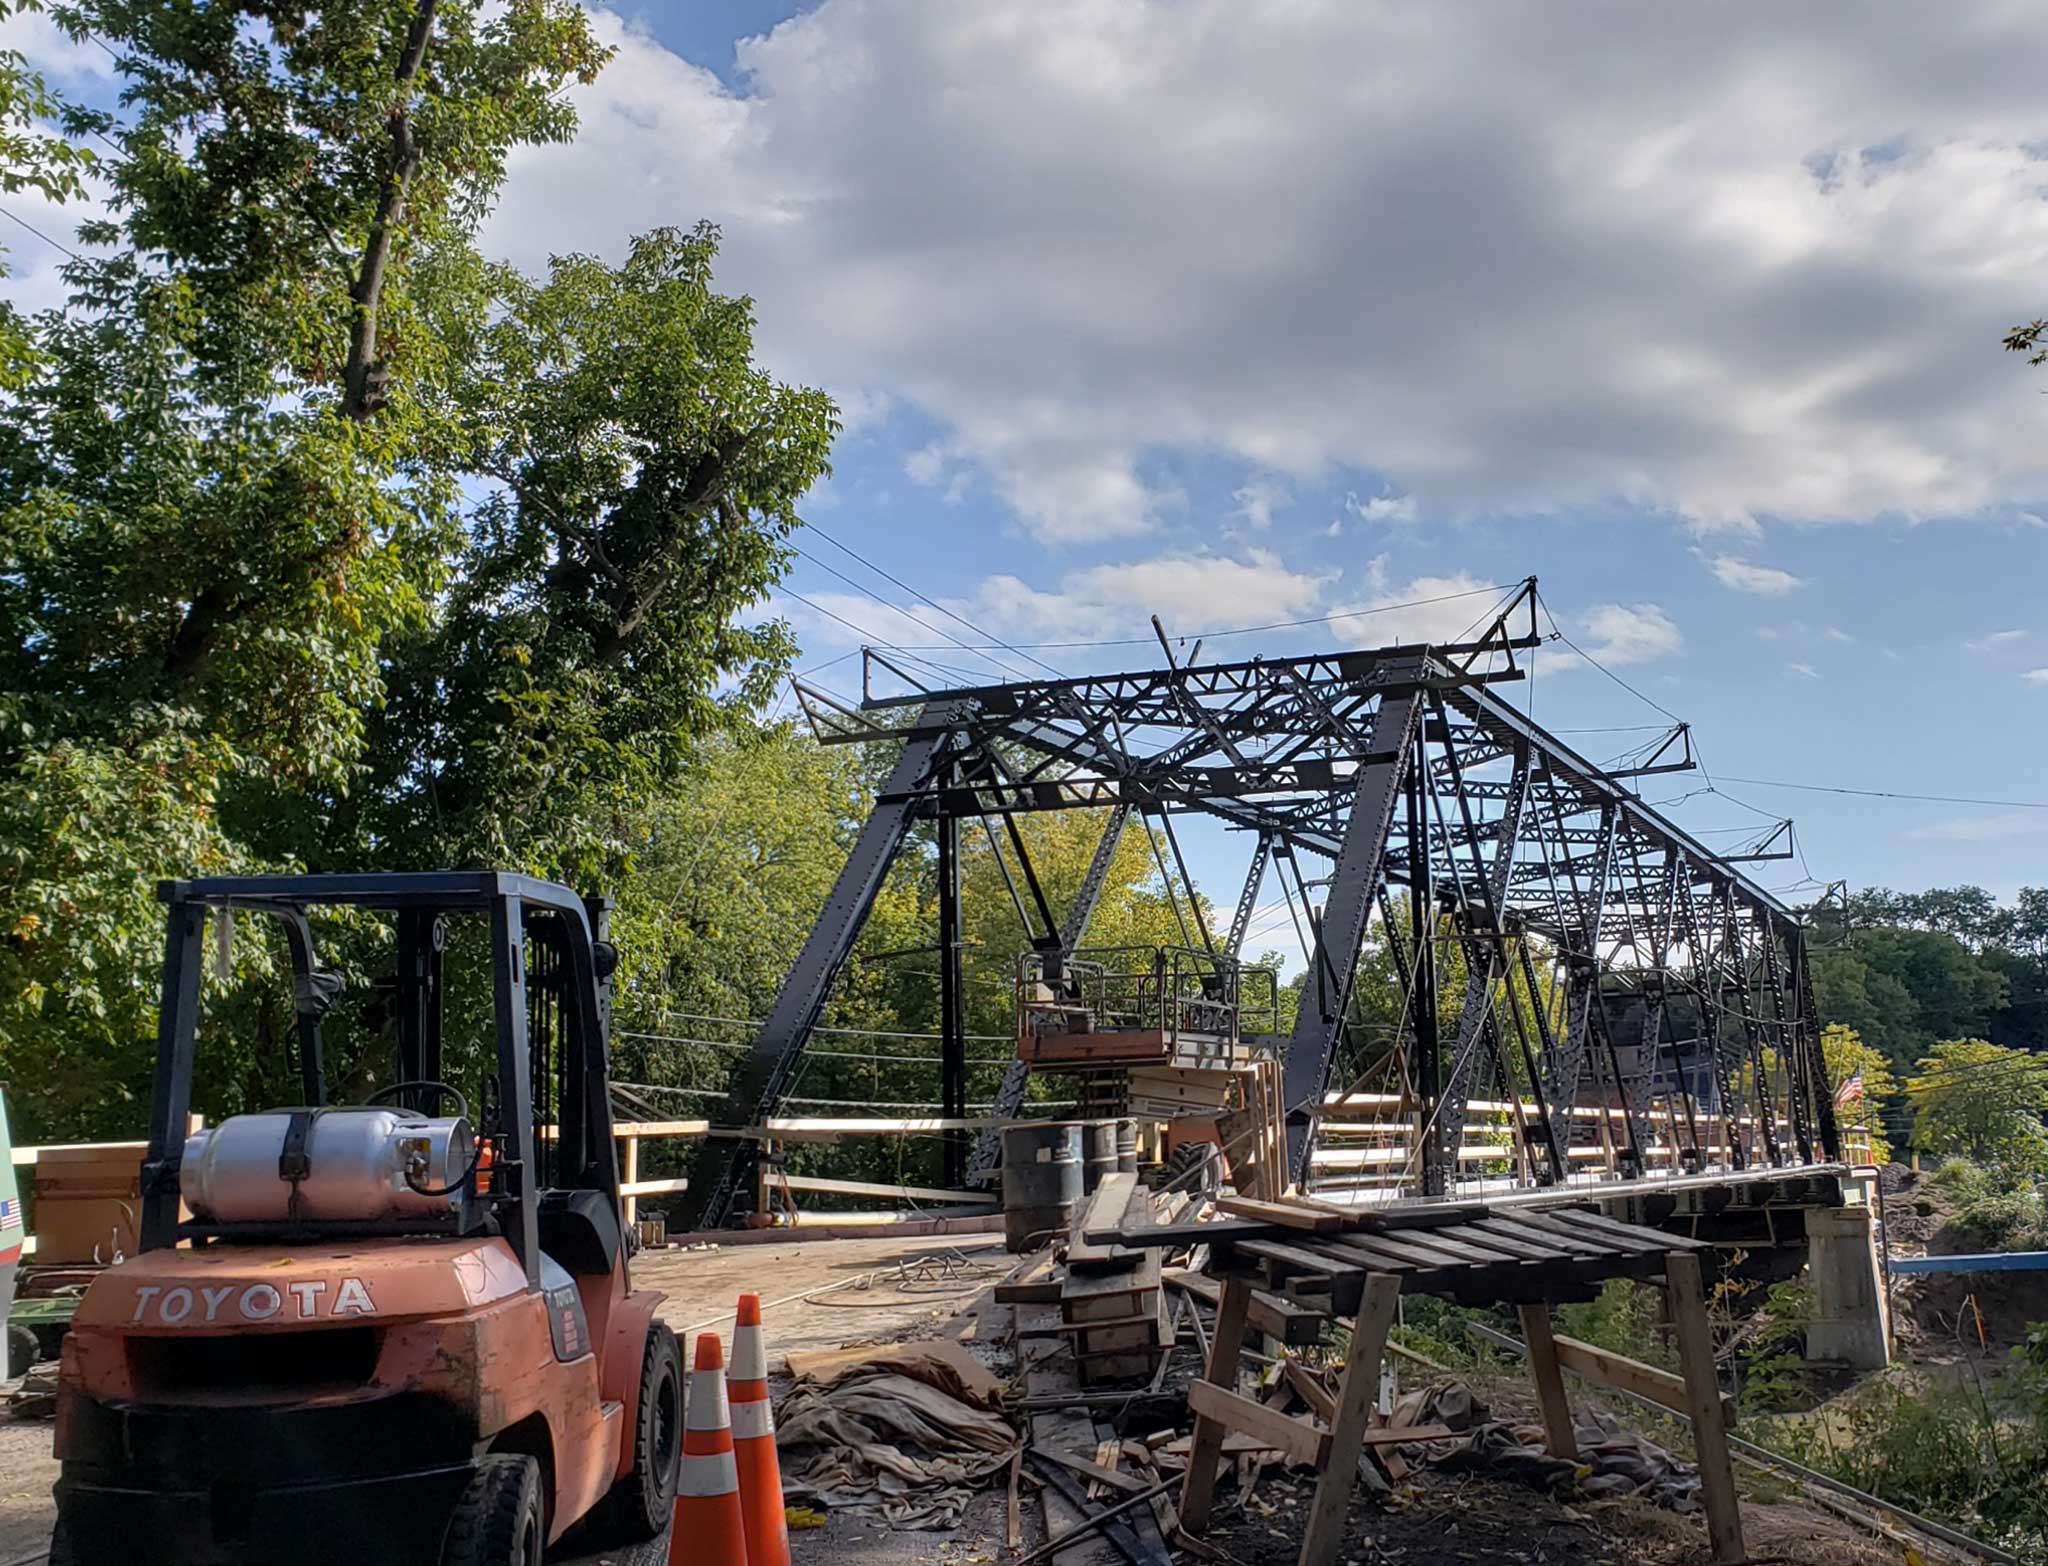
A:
<box><xmin>670</xmin><ymin>1333</ymin><xmax>748</xmax><ymax>1566</ymax></box>
<box><xmin>730</xmin><ymin>1292</ymin><xmax>792</xmax><ymax>1566</ymax></box>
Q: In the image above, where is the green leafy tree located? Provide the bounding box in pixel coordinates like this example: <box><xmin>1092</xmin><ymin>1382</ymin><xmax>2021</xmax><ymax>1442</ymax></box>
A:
<box><xmin>1907</xmin><ymin>1038</ymin><xmax>2048</xmax><ymax>1174</ymax></box>
<box><xmin>1819</xmin><ymin>1022</ymin><xmax>1896</xmax><ymax>1164</ymax></box>
<box><xmin>0</xmin><ymin>1</ymin><xmax>840</xmax><ymax>1142</ymax></box>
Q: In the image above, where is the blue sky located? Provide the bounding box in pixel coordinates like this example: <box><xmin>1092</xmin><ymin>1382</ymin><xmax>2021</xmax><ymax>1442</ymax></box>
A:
<box><xmin>12</xmin><ymin>0</ymin><xmax>2048</xmax><ymax>940</ymax></box>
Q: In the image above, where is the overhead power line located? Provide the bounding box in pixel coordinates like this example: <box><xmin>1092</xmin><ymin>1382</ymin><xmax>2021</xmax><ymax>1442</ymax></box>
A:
<box><xmin>878</xmin><ymin>581</ymin><xmax>1518</xmax><ymax>653</ymax></box>
<box><xmin>1713</xmin><ymin>776</ymin><xmax>2048</xmax><ymax>812</ymax></box>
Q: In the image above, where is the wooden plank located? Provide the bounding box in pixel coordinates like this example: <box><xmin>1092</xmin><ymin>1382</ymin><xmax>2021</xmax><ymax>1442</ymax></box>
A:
<box><xmin>1238</xmin><ymin>1237</ymin><xmax>1367</xmax><ymax>1279</ymax></box>
<box><xmin>1515</xmin><ymin>1203</ymin><xmax>1671</xmax><ymax>1252</ymax></box>
<box><xmin>1185</xmin><ymin>1379</ymin><xmax>1327</xmax><ymax>1467</ymax></box>
<box><xmin>1091</xmin><ymin>1216</ymin><xmax>1273</xmax><ymax>1247</ymax></box>
<box><xmin>618</xmin><ymin>1176</ymin><xmax>690</xmax><ymax>1198</ymax></box>
<box><xmin>778</xmin><ymin>1173</ymin><xmax>985</xmax><ymax>1204</ymax></box>
<box><xmin>1033</xmin><ymin>1445</ymin><xmax>1152</xmax><ymax>1495</ymax></box>
<box><xmin>1422</xmin><ymin>1223</ymin><xmax>1554</xmax><ymax>1265</ymax></box>
<box><xmin>1489</xmin><ymin>1208</ymin><xmax>1643</xmax><ymax>1255</ymax></box>
<box><xmin>1008</xmin><ymin>1451</ymin><xmax>1023</xmax><ymax>1548</ymax></box>
<box><xmin>1163</xmin><ymin>1269</ymin><xmax>1327</xmax><ymax>1347</ymax></box>
<box><xmin>1322</xmin><ymin>1231</ymin><xmax>1467</xmax><ymax>1271</ymax></box>
<box><xmin>1553</xmin><ymin>1206</ymin><xmax>1709</xmax><ymax>1251</ymax></box>
<box><xmin>1070</xmin><ymin>1172</ymin><xmax>1144</xmax><ymax>1272</ymax></box>
<box><xmin>1300</xmin><ymin>1273</ymin><xmax>1401</xmax><ymax>1566</ymax></box>
<box><xmin>1316</xmin><ymin>1234</ymin><xmax>1429</xmax><ymax>1274</ymax></box>
<box><xmin>1464</xmin><ymin>1218</ymin><xmax>1582</xmax><ymax>1261</ymax></box>
<box><xmin>1548</xmin><ymin>1336</ymin><xmax>1695</xmax><ymax>1415</ymax></box>
<box><xmin>1668</xmin><ymin>1251</ymin><xmax>1744</xmax><ymax>1565</ymax></box>
<box><xmin>1518</xmin><ymin>1304</ymin><xmax>1578</xmax><ymax>1461</ymax></box>
<box><xmin>1218</xmin><ymin>1196</ymin><xmax>1348</xmax><ymax>1232</ymax></box>
<box><xmin>1281</xmin><ymin>1361</ymin><xmax>1336</xmax><ymax>1425</ymax></box>
<box><xmin>1178</xmin><ymin>1274</ymin><xmax>1254</xmax><ymax>1533</ymax></box>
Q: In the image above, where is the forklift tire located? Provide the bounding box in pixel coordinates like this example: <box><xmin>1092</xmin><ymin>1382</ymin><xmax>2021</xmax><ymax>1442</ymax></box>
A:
<box><xmin>593</xmin><ymin>1321</ymin><xmax>684</xmax><ymax>1543</ymax></box>
<box><xmin>1165</xmin><ymin>1140</ymin><xmax>1222</xmax><ymax>1196</ymax></box>
<box><xmin>443</xmin><ymin>1454</ymin><xmax>546</xmax><ymax>1566</ymax></box>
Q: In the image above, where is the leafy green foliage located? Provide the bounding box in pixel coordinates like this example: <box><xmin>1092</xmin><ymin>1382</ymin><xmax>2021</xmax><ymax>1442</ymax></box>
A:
<box><xmin>1809</xmin><ymin>884</ymin><xmax>2048</xmax><ymax>1063</ymax></box>
<box><xmin>1907</xmin><ymin>1039</ymin><xmax>2048</xmax><ymax>1175</ymax></box>
<box><xmin>1820</xmin><ymin>1022</ymin><xmax>1896</xmax><ymax>1163</ymax></box>
<box><xmin>0</xmin><ymin>0</ymin><xmax>838</xmax><ymax>1143</ymax></box>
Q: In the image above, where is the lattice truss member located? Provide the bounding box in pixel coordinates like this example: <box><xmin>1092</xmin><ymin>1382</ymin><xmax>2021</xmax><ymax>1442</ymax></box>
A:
<box><xmin>681</xmin><ymin>582</ymin><xmax>1838</xmax><ymax>1229</ymax></box>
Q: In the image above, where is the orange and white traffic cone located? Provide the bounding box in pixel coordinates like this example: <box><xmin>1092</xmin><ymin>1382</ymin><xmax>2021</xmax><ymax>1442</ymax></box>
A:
<box><xmin>670</xmin><ymin>1333</ymin><xmax>749</xmax><ymax>1566</ymax></box>
<box><xmin>731</xmin><ymin>1292</ymin><xmax>792</xmax><ymax>1566</ymax></box>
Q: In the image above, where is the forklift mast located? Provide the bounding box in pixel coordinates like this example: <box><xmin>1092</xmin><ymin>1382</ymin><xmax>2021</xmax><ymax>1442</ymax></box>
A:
<box><xmin>138</xmin><ymin>872</ymin><xmax>621</xmax><ymax>1289</ymax></box>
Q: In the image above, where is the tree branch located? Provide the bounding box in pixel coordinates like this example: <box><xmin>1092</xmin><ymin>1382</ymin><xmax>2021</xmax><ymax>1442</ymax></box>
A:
<box><xmin>342</xmin><ymin>0</ymin><xmax>439</xmax><ymax>422</ymax></box>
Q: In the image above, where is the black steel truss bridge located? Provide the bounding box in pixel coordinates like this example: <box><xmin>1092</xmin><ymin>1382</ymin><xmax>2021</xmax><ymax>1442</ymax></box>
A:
<box><xmin>680</xmin><ymin>582</ymin><xmax>1839</xmax><ymax>1230</ymax></box>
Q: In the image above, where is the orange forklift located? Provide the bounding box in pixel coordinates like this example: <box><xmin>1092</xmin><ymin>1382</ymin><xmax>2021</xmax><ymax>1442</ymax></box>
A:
<box><xmin>51</xmin><ymin>874</ymin><xmax>683</xmax><ymax>1565</ymax></box>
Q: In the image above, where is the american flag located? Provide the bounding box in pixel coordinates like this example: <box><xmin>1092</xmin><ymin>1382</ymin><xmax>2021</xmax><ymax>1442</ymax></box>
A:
<box><xmin>1832</xmin><ymin>1069</ymin><xmax>1865</xmax><ymax>1109</ymax></box>
<box><xmin>0</xmin><ymin>1197</ymin><xmax>19</xmax><ymax>1231</ymax></box>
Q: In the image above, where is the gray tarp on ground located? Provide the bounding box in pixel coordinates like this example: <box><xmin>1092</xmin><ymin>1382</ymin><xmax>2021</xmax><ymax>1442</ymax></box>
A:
<box><xmin>1389</xmin><ymin>1382</ymin><xmax>1704</xmax><ymax>1509</ymax></box>
<box><xmin>777</xmin><ymin>1352</ymin><xmax>1020</xmax><ymax>1529</ymax></box>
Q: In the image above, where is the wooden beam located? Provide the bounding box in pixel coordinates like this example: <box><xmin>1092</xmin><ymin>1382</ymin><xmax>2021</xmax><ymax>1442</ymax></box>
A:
<box><xmin>1217</xmin><ymin>1196</ymin><xmax>1348</xmax><ymax>1232</ymax></box>
<box><xmin>1517</xmin><ymin>1304</ymin><xmax>1578</xmax><ymax>1461</ymax></box>
<box><xmin>777</xmin><ymin>1173</ymin><xmax>985</xmax><ymax>1204</ymax></box>
<box><xmin>1179</xmin><ymin>1273</ymin><xmax>1255</xmax><ymax>1533</ymax></box>
<box><xmin>1031</xmin><ymin>1445</ymin><xmax>1154</xmax><ymax>1495</ymax></box>
<box><xmin>1299</xmin><ymin>1273</ymin><xmax>1401</xmax><ymax>1566</ymax></box>
<box><xmin>1669</xmin><ymin>1251</ymin><xmax>1745</xmax><ymax>1565</ymax></box>
<box><xmin>1164</xmin><ymin>1270</ymin><xmax>1327</xmax><ymax>1348</ymax></box>
<box><xmin>1185</xmin><ymin>1380</ymin><xmax>1326</xmax><ymax>1467</ymax></box>
<box><xmin>619</xmin><ymin>1176</ymin><xmax>690</xmax><ymax>1198</ymax></box>
<box><xmin>1069</xmin><ymin>1172</ymin><xmax>1143</xmax><ymax>1272</ymax></box>
<box><xmin>1549</xmin><ymin>1335</ymin><xmax>1734</xmax><ymax>1426</ymax></box>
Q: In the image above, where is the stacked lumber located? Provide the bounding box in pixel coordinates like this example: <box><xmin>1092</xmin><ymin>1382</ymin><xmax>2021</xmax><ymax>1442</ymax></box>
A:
<box><xmin>1060</xmin><ymin>1172</ymin><xmax>1170</xmax><ymax>1385</ymax></box>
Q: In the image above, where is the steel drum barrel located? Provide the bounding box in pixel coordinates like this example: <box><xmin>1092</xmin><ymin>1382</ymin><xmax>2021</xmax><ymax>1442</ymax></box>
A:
<box><xmin>1080</xmin><ymin>1119</ymin><xmax>1121</xmax><ymax>1193</ymax></box>
<box><xmin>1001</xmin><ymin>1122</ymin><xmax>1084</xmax><ymax>1253</ymax></box>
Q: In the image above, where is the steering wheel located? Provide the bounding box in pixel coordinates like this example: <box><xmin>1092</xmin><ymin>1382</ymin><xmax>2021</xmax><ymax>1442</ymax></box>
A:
<box><xmin>365</xmin><ymin>1080</ymin><xmax>472</xmax><ymax>1124</ymax></box>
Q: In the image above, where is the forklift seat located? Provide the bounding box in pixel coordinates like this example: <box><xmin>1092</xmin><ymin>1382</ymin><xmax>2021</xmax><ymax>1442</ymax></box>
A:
<box><xmin>536</xmin><ymin>1188</ymin><xmax>621</xmax><ymax>1276</ymax></box>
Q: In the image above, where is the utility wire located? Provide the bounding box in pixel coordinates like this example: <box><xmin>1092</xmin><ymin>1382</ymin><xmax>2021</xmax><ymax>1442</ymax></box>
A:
<box><xmin>799</xmin><ymin>519</ymin><xmax>1066</xmax><ymax>679</ymax></box>
<box><xmin>0</xmin><ymin>203</ymin><xmax>79</xmax><ymax>260</ymax></box>
<box><xmin>881</xmin><ymin>581</ymin><xmax>1517</xmax><ymax>653</ymax></box>
<box><xmin>1713</xmin><ymin>776</ymin><xmax>2048</xmax><ymax>811</ymax></box>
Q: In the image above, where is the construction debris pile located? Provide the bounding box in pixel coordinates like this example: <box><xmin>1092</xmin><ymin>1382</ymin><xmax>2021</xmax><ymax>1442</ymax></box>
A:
<box><xmin>777</xmin><ymin>1340</ymin><xmax>1019</xmax><ymax>1528</ymax></box>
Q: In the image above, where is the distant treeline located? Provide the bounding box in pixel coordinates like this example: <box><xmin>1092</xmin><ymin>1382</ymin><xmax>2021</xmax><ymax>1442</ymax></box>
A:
<box><xmin>1808</xmin><ymin>886</ymin><xmax>2048</xmax><ymax>1071</ymax></box>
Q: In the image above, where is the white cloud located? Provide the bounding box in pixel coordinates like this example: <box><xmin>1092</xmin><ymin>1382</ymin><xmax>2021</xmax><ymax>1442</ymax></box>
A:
<box><xmin>1579</xmin><ymin>603</ymin><xmax>1682</xmax><ymax>666</ymax></box>
<box><xmin>2023</xmin><ymin>668</ymin><xmax>2048</xmax><ymax>685</ymax></box>
<box><xmin>488</xmin><ymin>2</ymin><xmax>2048</xmax><ymax>540</ymax></box>
<box><xmin>1349</xmin><ymin>490</ymin><xmax>1420</xmax><ymax>526</ymax></box>
<box><xmin>1910</xmin><ymin>811</ymin><xmax>2048</xmax><ymax>842</ymax></box>
<box><xmin>1787</xmin><ymin>661</ymin><xmax>1821</xmax><ymax>679</ymax></box>
<box><xmin>1967</xmin><ymin>628</ymin><xmax>2029</xmax><ymax>650</ymax></box>
<box><xmin>965</xmin><ymin>548</ymin><xmax>1333</xmax><ymax>643</ymax></box>
<box><xmin>1230</xmin><ymin>477</ymin><xmax>1290</xmax><ymax>531</ymax></box>
<box><xmin>1704</xmin><ymin>555</ymin><xmax>1802</xmax><ymax>595</ymax></box>
<box><xmin>1825</xmin><ymin>626</ymin><xmax>1855</xmax><ymax>643</ymax></box>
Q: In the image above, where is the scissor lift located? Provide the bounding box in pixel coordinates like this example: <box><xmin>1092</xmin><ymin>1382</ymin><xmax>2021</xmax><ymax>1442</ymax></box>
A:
<box><xmin>1015</xmin><ymin>944</ymin><xmax>1280</xmax><ymax>1185</ymax></box>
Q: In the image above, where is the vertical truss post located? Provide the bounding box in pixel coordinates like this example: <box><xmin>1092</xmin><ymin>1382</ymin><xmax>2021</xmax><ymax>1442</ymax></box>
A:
<box><xmin>1677</xmin><ymin>867</ymin><xmax>1745</xmax><ymax>1170</ymax></box>
<box><xmin>1787</xmin><ymin>925</ymin><xmax>1841</xmax><ymax>1161</ymax></box>
<box><xmin>1543</xmin><ymin>801</ymin><xmax>1614</xmax><ymax>1152</ymax></box>
<box><xmin>1718</xmin><ymin>880</ymin><xmax>1782</xmax><ymax>1166</ymax></box>
<box><xmin>1758</xmin><ymin>912</ymin><xmax>1807</xmax><ymax>1162</ymax></box>
<box><xmin>1406</xmin><ymin>755</ymin><xmax>1441</xmax><ymax>1172</ymax></box>
<box><xmin>969</xmin><ymin>802</ymin><xmax>1132</xmax><ymax>1186</ymax></box>
<box><xmin>683</xmin><ymin>706</ymin><xmax>961</xmax><ymax>1229</ymax></box>
<box><xmin>937</xmin><ymin>796</ymin><xmax>967</xmax><ymax>1188</ymax></box>
<box><xmin>1431</xmin><ymin>731</ymin><xmax>1531</xmax><ymax>1194</ymax></box>
<box><xmin>1285</xmin><ymin>668</ymin><xmax>1425</xmax><ymax>1186</ymax></box>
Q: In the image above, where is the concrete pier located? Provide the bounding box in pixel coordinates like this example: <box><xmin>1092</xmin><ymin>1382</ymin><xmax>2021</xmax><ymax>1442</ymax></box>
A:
<box><xmin>1804</xmin><ymin>1201</ymin><xmax>1890</xmax><ymax>1370</ymax></box>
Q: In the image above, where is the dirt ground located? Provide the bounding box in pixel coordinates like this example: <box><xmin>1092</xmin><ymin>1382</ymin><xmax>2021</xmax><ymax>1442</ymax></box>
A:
<box><xmin>0</xmin><ymin>1230</ymin><xmax>1009</xmax><ymax>1565</ymax></box>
